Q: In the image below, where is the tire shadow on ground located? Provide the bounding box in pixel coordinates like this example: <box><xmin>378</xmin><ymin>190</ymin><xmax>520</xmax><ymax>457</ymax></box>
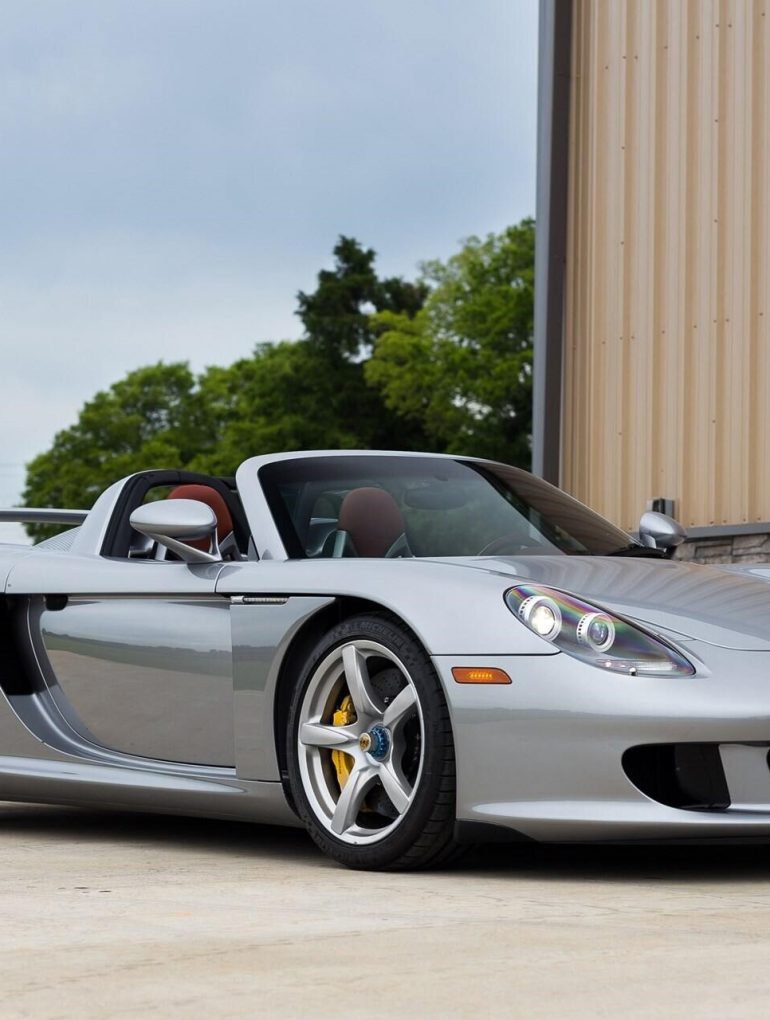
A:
<box><xmin>0</xmin><ymin>802</ymin><xmax>320</xmax><ymax>864</ymax></box>
<box><xmin>2</xmin><ymin>802</ymin><xmax>770</xmax><ymax>882</ymax></box>
<box><xmin>459</xmin><ymin>838</ymin><xmax>770</xmax><ymax>883</ymax></box>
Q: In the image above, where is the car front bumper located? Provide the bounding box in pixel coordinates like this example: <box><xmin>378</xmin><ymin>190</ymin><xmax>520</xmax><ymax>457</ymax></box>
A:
<box><xmin>435</xmin><ymin>642</ymin><xmax>770</xmax><ymax>843</ymax></box>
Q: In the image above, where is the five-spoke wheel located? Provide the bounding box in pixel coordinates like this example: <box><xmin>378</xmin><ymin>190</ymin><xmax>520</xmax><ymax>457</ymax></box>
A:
<box><xmin>287</xmin><ymin>614</ymin><xmax>459</xmax><ymax>870</ymax></box>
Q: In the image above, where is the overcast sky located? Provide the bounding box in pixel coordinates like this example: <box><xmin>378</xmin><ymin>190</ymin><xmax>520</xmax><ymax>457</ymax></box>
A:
<box><xmin>0</xmin><ymin>0</ymin><xmax>538</xmax><ymax>543</ymax></box>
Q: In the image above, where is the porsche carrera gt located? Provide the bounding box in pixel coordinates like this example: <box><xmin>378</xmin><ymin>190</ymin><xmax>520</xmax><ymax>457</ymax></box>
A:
<box><xmin>2</xmin><ymin>450</ymin><xmax>770</xmax><ymax>870</ymax></box>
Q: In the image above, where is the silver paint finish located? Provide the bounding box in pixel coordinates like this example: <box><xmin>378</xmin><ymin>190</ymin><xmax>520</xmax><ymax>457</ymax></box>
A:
<box><xmin>7</xmin><ymin>550</ymin><xmax>225</xmax><ymax>596</ymax></box>
<box><xmin>40</xmin><ymin>597</ymin><xmax>235</xmax><ymax>766</ymax></box>
<box><xmin>70</xmin><ymin>478</ymin><xmax>130</xmax><ymax>556</ymax></box>
<box><xmin>437</xmin><ymin>642</ymin><xmax>770</xmax><ymax>841</ymax></box>
<box><xmin>0</xmin><ymin>756</ymin><xmax>298</xmax><ymax>825</ymax></box>
<box><xmin>2</xmin><ymin>452</ymin><xmax>770</xmax><ymax>846</ymax></box>
<box><xmin>478</xmin><ymin>554</ymin><xmax>770</xmax><ymax>651</ymax></box>
<box><xmin>6</xmin><ymin>597</ymin><xmax>230</xmax><ymax>775</ymax></box>
<box><xmin>217</xmin><ymin>553</ymin><xmax>770</xmax><ymax>653</ymax></box>
<box><xmin>130</xmin><ymin>498</ymin><xmax>216</xmax><ymax>540</ymax></box>
<box><xmin>0</xmin><ymin>544</ymin><xmax>36</xmax><ymax>592</ymax></box>
<box><xmin>638</xmin><ymin>511</ymin><xmax>688</xmax><ymax>551</ymax></box>
<box><xmin>230</xmin><ymin>596</ymin><xmax>334</xmax><ymax>779</ymax></box>
<box><xmin>129</xmin><ymin>499</ymin><xmax>221</xmax><ymax>564</ymax></box>
<box><xmin>217</xmin><ymin>559</ymin><xmax>561</xmax><ymax>656</ymax></box>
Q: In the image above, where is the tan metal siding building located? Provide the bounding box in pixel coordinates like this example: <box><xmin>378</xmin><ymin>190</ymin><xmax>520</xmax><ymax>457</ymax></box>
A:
<box><xmin>535</xmin><ymin>0</ymin><xmax>770</xmax><ymax>559</ymax></box>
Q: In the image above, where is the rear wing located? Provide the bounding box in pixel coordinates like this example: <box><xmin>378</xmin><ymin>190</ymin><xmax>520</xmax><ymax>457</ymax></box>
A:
<box><xmin>0</xmin><ymin>508</ymin><xmax>88</xmax><ymax>526</ymax></box>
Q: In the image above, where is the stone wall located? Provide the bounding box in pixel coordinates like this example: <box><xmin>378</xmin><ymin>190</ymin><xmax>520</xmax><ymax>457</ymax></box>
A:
<box><xmin>676</xmin><ymin>532</ymin><xmax>770</xmax><ymax>566</ymax></box>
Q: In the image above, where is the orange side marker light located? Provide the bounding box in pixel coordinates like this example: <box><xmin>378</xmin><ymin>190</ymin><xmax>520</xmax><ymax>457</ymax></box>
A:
<box><xmin>452</xmin><ymin>667</ymin><xmax>512</xmax><ymax>685</ymax></box>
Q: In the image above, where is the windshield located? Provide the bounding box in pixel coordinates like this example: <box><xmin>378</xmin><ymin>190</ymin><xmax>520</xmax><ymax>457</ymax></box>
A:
<box><xmin>258</xmin><ymin>455</ymin><xmax>639</xmax><ymax>559</ymax></box>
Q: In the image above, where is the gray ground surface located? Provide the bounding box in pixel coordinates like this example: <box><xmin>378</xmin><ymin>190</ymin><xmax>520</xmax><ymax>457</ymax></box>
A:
<box><xmin>2</xmin><ymin>803</ymin><xmax>770</xmax><ymax>1019</ymax></box>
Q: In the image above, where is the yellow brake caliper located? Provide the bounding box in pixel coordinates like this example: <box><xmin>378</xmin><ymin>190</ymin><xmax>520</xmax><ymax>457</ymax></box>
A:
<box><xmin>331</xmin><ymin>694</ymin><xmax>357</xmax><ymax>791</ymax></box>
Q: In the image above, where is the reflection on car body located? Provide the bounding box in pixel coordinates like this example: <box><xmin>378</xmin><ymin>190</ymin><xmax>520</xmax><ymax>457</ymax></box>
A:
<box><xmin>1</xmin><ymin>450</ymin><xmax>770</xmax><ymax>870</ymax></box>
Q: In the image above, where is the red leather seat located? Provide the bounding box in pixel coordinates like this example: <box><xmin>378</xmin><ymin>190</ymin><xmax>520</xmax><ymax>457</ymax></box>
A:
<box><xmin>167</xmin><ymin>484</ymin><xmax>234</xmax><ymax>552</ymax></box>
<box><xmin>337</xmin><ymin>487</ymin><xmax>405</xmax><ymax>557</ymax></box>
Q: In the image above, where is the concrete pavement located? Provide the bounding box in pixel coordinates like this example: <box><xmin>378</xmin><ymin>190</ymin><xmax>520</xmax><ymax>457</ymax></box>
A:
<box><xmin>2</xmin><ymin>803</ymin><xmax>770</xmax><ymax>1019</ymax></box>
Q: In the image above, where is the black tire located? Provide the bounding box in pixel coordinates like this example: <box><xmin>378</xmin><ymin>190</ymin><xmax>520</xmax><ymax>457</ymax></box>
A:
<box><xmin>286</xmin><ymin>612</ymin><xmax>461</xmax><ymax>870</ymax></box>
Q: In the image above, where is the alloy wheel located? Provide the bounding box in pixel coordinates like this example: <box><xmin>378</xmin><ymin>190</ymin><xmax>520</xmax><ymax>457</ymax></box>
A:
<box><xmin>296</xmin><ymin>638</ymin><xmax>424</xmax><ymax>845</ymax></box>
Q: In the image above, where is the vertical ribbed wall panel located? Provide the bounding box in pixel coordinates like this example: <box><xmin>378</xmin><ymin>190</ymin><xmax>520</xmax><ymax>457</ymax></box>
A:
<box><xmin>563</xmin><ymin>0</ymin><xmax>770</xmax><ymax>530</ymax></box>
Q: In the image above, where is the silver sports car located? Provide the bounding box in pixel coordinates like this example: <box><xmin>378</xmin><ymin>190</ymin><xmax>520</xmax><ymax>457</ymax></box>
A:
<box><xmin>2</xmin><ymin>450</ymin><xmax>770</xmax><ymax>870</ymax></box>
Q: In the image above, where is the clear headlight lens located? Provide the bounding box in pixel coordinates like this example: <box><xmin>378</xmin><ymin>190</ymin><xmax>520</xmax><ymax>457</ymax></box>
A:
<box><xmin>519</xmin><ymin>595</ymin><xmax>562</xmax><ymax>640</ymax></box>
<box><xmin>505</xmin><ymin>584</ymin><xmax>695</xmax><ymax>677</ymax></box>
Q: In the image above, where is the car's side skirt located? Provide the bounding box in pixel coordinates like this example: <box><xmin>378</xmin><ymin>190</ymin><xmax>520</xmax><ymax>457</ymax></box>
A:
<box><xmin>0</xmin><ymin>755</ymin><xmax>299</xmax><ymax>825</ymax></box>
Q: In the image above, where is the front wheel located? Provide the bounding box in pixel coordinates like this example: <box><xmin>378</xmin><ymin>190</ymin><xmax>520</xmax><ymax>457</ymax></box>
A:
<box><xmin>286</xmin><ymin>613</ymin><xmax>460</xmax><ymax>870</ymax></box>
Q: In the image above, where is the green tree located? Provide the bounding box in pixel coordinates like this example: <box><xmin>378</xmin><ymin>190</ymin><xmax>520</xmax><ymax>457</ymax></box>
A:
<box><xmin>365</xmin><ymin>219</ymin><xmax>535</xmax><ymax>466</ymax></box>
<box><xmin>296</xmin><ymin>236</ymin><xmax>427</xmax><ymax>360</ymax></box>
<box><xmin>22</xmin><ymin>226</ymin><xmax>535</xmax><ymax>541</ymax></box>
<box><xmin>191</xmin><ymin>340</ymin><xmax>384</xmax><ymax>476</ymax></box>
<box><xmin>23</xmin><ymin>363</ymin><xmax>208</xmax><ymax>539</ymax></box>
<box><xmin>22</xmin><ymin>238</ymin><xmax>430</xmax><ymax>538</ymax></box>
<box><xmin>190</xmin><ymin>236</ymin><xmax>429</xmax><ymax>475</ymax></box>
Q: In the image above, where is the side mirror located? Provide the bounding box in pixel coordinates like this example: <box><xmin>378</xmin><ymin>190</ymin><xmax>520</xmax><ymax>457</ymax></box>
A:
<box><xmin>129</xmin><ymin>499</ymin><xmax>220</xmax><ymax>563</ymax></box>
<box><xmin>638</xmin><ymin>511</ymin><xmax>687</xmax><ymax>556</ymax></box>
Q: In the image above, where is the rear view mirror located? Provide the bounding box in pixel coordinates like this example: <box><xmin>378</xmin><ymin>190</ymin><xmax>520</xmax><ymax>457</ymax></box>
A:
<box><xmin>129</xmin><ymin>499</ymin><xmax>220</xmax><ymax>563</ymax></box>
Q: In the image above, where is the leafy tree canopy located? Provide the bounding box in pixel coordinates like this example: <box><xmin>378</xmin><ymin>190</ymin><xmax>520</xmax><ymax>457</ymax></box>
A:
<box><xmin>23</xmin><ymin>237</ymin><xmax>429</xmax><ymax>538</ymax></box>
<box><xmin>23</xmin><ymin>363</ymin><xmax>205</xmax><ymax>537</ymax></box>
<box><xmin>22</xmin><ymin>223</ymin><xmax>534</xmax><ymax>540</ymax></box>
<box><xmin>296</xmin><ymin>236</ymin><xmax>427</xmax><ymax>360</ymax></box>
<box><xmin>365</xmin><ymin>218</ymin><xmax>535</xmax><ymax>466</ymax></box>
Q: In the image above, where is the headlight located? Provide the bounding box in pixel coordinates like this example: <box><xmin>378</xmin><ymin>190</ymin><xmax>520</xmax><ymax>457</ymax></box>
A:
<box><xmin>505</xmin><ymin>584</ymin><xmax>695</xmax><ymax>677</ymax></box>
<box><xmin>519</xmin><ymin>594</ymin><xmax>562</xmax><ymax>640</ymax></box>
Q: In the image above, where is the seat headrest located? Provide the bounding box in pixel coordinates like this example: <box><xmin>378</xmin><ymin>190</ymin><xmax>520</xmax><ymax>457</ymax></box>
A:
<box><xmin>337</xmin><ymin>487</ymin><xmax>405</xmax><ymax>557</ymax></box>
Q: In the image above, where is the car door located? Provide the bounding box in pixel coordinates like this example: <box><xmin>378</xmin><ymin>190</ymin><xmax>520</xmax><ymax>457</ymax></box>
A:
<box><xmin>8</xmin><ymin>550</ymin><xmax>235</xmax><ymax>768</ymax></box>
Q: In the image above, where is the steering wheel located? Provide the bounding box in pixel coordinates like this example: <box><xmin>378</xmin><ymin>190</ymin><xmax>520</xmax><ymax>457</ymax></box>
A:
<box><xmin>477</xmin><ymin>533</ymin><xmax>529</xmax><ymax>556</ymax></box>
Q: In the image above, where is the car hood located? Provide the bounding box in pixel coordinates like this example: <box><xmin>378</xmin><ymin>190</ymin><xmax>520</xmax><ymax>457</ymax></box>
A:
<box><xmin>454</xmin><ymin>555</ymin><xmax>770</xmax><ymax>651</ymax></box>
